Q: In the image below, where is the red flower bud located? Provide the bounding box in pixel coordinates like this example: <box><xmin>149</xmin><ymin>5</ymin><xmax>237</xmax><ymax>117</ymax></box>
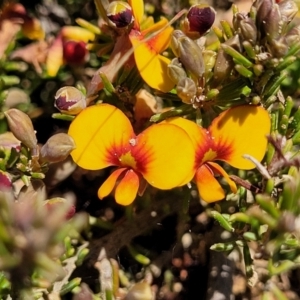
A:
<box><xmin>63</xmin><ymin>41</ymin><xmax>87</xmax><ymax>65</ymax></box>
<box><xmin>106</xmin><ymin>1</ymin><xmax>133</xmax><ymax>29</ymax></box>
<box><xmin>182</xmin><ymin>5</ymin><xmax>216</xmax><ymax>39</ymax></box>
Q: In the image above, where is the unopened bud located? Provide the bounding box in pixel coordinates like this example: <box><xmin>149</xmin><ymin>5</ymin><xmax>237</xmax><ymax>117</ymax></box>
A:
<box><xmin>182</xmin><ymin>4</ymin><xmax>216</xmax><ymax>39</ymax></box>
<box><xmin>40</xmin><ymin>133</ymin><xmax>75</xmax><ymax>163</ymax></box>
<box><xmin>176</xmin><ymin>77</ymin><xmax>197</xmax><ymax>104</ymax></box>
<box><xmin>235</xmin><ymin>13</ymin><xmax>257</xmax><ymax>44</ymax></box>
<box><xmin>202</xmin><ymin>50</ymin><xmax>217</xmax><ymax>74</ymax></box>
<box><xmin>167</xmin><ymin>58</ymin><xmax>187</xmax><ymax>84</ymax></box>
<box><xmin>255</xmin><ymin>0</ymin><xmax>273</xmax><ymax>27</ymax></box>
<box><xmin>263</xmin><ymin>4</ymin><xmax>282</xmax><ymax>41</ymax></box>
<box><xmin>0</xmin><ymin>132</ymin><xmax>21</xmax><ymax>150</ymax></box>
<box><xmin>107</xmin><ymin>1</ymin><xmax>133</xmax><ymax>29</ymax></box>
<box><xmin>4</xmin><ymin>108</ymin><xmax>37</xmax><ymax>150</ymax></box>
<box><xmin>171</xmin><ymin>30</ymin><xmax>204</xmax><ymax>78</ymax></box>
<box><xmin>126</xmin><ymin>282</ymin><xmax>153</xmax><ymax>300</ymax></box>
<box><xmin>0</xmin><ymin>171</ymin><xmax>12</xmax><ymax>189</ymax></box>
<box><xmin>270</xmin><ymin>37</ymin><xmax>288</xmax><ymax>57</ymax></box>
<box><xmin>55</xmin><ymin>86</ymin><xmax>86</xmax><ymax>115</ymax></box>
<box><xmin>44</xmin><ymin>197</ymin><xmax>76</xmax><ymax>220</ymax></box>
<box><xmin>286</xmin><ymin>25</ymin><xmax>300</xmax><ymax>46</ymax></box>
<box><xmin>278</xmin><ymin>0</ymin><xmax>298</xmax><ymax>25</ymax></box>
<box><xmin>63</xmin><ymin>41</ymin><xmax>87</xmax><ymax>65</ymax></box>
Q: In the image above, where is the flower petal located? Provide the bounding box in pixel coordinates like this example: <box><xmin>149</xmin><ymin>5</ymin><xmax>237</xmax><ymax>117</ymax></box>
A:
<box><xmin>209</xmin><ymin>105</ymin><xmax>270</xmax><ymax>170</ymax></box>
<box><xmin>134</xmin><ymin>123</ymin><xmax>195</xmax><ymax>189</ymax></box>
<box><xmin>46</xmin><ymin>36</ymin><xmax>63</xmax><ymax>77</ymax></box>
<box><xmin>195</xmin><ymin>164</ymin><xmax>225</xmax><ymax>202</ymax></box>
<box><xmin>115</xmin><ymin>169</ymin><xmax>140</xmax><ymax>205</ymax></box>
<box><xmin>98</xmin><ymin>168</ymin><xmax>127</xmax><ymax>199</ymax></box>
<box><xmin>68</xmin><ymin>104</ymin><xmax>135</xmax><ymax>170</ymax></box>
<box><xmin>162</xmin><ymin>117</ymin><xmax>207</xmax><ymax>150</ymax></box>
<box><xmin>61</xmin><ymin>26</ymin><xmax>95</xmax><ymax>42</ymax></box>
<box><xmin>129</xmin><ymin>27</ymin><xmax>174</xmax><ymax>92</ymax></box>
<box><xmin>207</xmin><ymin>161</ymin><xmax>237</xmax><ymax>193</ymax></box>
<box><xmin>128</xmin><ymin>0</ymin><xmax>144</xmax><ymax>29</ymax></box>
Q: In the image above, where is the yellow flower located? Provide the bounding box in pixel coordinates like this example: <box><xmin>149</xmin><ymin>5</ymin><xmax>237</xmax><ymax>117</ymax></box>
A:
<box><xmin>128</xmin><ymin>0</ymin><xmax>175</xmax><ymax>92</ymax></box>
<box><xmin>68</xmin><ymin>104</ymin><xmax>195</xmax><ymax>205</ymax></box>
<box><xmin>165</xmin><ymin>105</ymin><xmax>271</xmax><ymax>202</ymax></box>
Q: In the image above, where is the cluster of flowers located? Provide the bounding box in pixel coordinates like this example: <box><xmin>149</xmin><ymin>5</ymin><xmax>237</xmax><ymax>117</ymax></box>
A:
<box><xmin>68</xmin><ymin>103</ymin><xmax>270</xmax><ymax>205</ymax></box>
<box><xmin>59</xmin><ymin>0</ymin><xmax>276</xmax><ymax>205</ymax></box>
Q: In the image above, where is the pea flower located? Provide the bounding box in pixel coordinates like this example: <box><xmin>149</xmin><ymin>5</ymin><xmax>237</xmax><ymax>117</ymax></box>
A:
<box><xmin>105</xmin><ymin>0</ymin><xmax>175</xmax><ymax>92</ymax></box>
<box><xmin>68</xmin><ymin>104</ymin><xmax>195</xmax><ymax>205</ymax></box>
<box><xmin>46</xmin><ymin>26</ymin><xmax>94</xmax><ymax>77</ymax></box>
<box><xmin>165</xmin><ymin>105</ymin><xmax>271</xmax><ymax>202</ymax></box>
<box><xmin>129</xmin><ymin>0</ymin><xmax>175</xmax><ymax>92</ymax></box>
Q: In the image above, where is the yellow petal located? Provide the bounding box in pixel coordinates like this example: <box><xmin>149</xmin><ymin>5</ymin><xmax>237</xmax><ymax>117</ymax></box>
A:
<box><xmin>98</xmin><ymin>168</ymin><xmax>127</xmax><ymax>199</ymax></box>
<box><xmin>134</xmin><ymin>123</ymin><xmax>195</xmax><ymax>189</ymax></box>
<box><xmin>115</xmin><ymin>169</ymin><xmax>140</xmax><ymax>205</ymax></box>
<box><xmin>209</xmin><ymin>105</ymin><xmax>270</xmax><ymax>170</ymax></box>
<box><xmin>195</xmin><ymin>164</ymin><xmax>225</xmax><ymax>202</ymax></box>
<box><xmin>142</xmin><ymin>19</ymin><xmax>173</xmax><ymax>54</ymax></box>
<box><xmin>22</xmin><ymin>18</ymin><xmax>45</xmax><ymax>40</ymax></box>
<box><xmin>68</xmin><ymin>104</ymin><xmax>135</xmax><ymax>170</ymax></box>
<box><xmin>46</xmin><ymin>36</ymin><xmax>63</xmax><ymax>77</ymax></box>
<box><xmin>128</xmin><ymin>0</ymin><xmax>144</xmax><ymax>28</ymax></box>
<box><xmin>130</xmin><ymin>31</ymin><xmax>174</xmax><ymax>92</ymax></box>
<box><xmin>207</xmin><ymin>162</ymin><xmax>237</xmax><ymax>193</ymax></box>
<box><xmin>61</xmin><ymin>26</ymin><xmax>95</xmax><ymax>42</ymax></box>
<box><xmin>162</xmin><ymin>117</ymin><xmax>206</xmax><ymax>150</ymax></box>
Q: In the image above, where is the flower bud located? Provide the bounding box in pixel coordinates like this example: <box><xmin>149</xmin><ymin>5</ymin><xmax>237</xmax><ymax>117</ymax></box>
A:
<box><xmin>182</xmin><ymin>4</ymin><xmax>216</xmax><ymax>39</ymax></box>
<box><xmin>263</xmin><ymin>3</ymin><xmax>282</xmax><ymax>41</ymax></box>
<box><xmin>176</xmin><ymin>77</ymin><xmax>197</xmax><ymax>104</ymax></box>
<box><xmin>4</xmin><ymin>108</ymin><xmax>37</xmax><ymax>150</ymax></box>
<box><xmin>106</xmin><ymin>1</ymin><xmax>134</xmax><ymax>29</ymax></box>
<box><xmin>285</xmin><ymin>25</ymin><xmax>300</xmax><ymax>46</ymax></box>
<box><xmin>0</xmin><ymin>132</ymin><xmax>21</xmax><ymax>151</ymax></box>
<box><xmin>235</xmin><ymin>13</ymin><xmax>257</xmax><ymax>44</ymax></box>
<box><xmin>63</xmin><ymin>41</ymin><xmax>87</xmax><ymax>65</ymax></box>
<box><xmin>44</xmin><ymin>197</ymin><xmax>76</xmax><ymax>220</ymax></box>
<box><xmin>213</xmin><ymin>48</ymin><xmax>233</xmax><ymax>84</ymax></box>
<box><xmin>126</xmin><ymin>282</ymin><xmax>153</xmax><ymax>300</ymax></box>
<box><xmin>255</xmin><ymin>0</ymin><xmax>273</xmax><ymax>27</ymax></box>
<box><xmin>167</xmin><ymin>58</ymin><xmax>187</xmax><ymax>84</ymax></box>
<box><xmin>202</xmin><ymin>50</ymin><xmax>217</xmax><ymax>74</ymax></box>
<box><xmin>40</xmin><ymin>133</ymin><xmax>75</xmax><ymax>163</ymax></box>
<box><xmin>54</xmin><ymin>86</ymin><xmax>86</xmax><ymax>115</ymax></box>
<box><xmin>0</xmin><ymin>171</ymin><xmax>12</xmax><ymax>190</ymax></box>
<box><xmin>278</xmin><ymin>0</ymin><xmax>298</xmax><ymax>25</ymax></box>
<box><xmin>171</xmin><ymin>30</ymin><xmax>205</xmax><ymax>78</ymax></box>
<box><xmin>269</xmin><ymin>37</ymin><xmax>288</xmax><ymax>57</ymax></box>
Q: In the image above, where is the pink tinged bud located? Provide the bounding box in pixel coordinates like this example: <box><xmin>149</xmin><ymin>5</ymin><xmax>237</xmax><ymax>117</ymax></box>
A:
<box><xmin>0</xmin><ymin>171</ymin><xmax>12</xmax><ymax>189</ymax></box>
<box><xmin>106</xmin><ymin>1</ymin><xmax>134</xmax><ymax>29</ymax></box>
<box><xmin>1</xmin><ymin>3</ymin><xmax>27</xmax><ymax>20</ymax></box>
<box><xmin>4</xmin><ymin>108</ymin><xmax>37</xmax><ymax>150</ymax></box>
<box><xmin>44</xmin><ymin>197</ymin><xmax>76</xmax><ymax>220</ymax></box>
<box><xmin>183</xmin><ymin>5</ymin><xmax>216</xmax><ymax>39</ymax></box>
<box><xmin>63</xmin><ymin>41</ymin><xmax>87</xmax><ymax>64</ymax></box>
<box><xmin>40</xmin><ymin>133</ymin><xmax>76</xmax><ymax>163</ymax></box>
<box><xmin>0</xmin><ymin>132</ymin><xmax>21</xmax><ymax>151</ymax></box>
<box><xmin>54</xmin><ymin>86</ymin><xmax>87</xmax><ymax>115</ymax></box>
